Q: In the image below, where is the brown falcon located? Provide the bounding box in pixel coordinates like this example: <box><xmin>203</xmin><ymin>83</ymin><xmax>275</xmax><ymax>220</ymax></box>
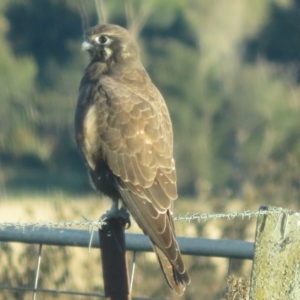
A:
<box><xmin>75</xmin><ymin>24</ymin><xmax>190</xmax><ymax>295</ymax></box>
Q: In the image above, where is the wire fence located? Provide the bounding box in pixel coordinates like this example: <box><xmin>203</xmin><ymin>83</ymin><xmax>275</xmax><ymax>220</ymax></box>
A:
<box><xmin>0</xmin><ymin>207</ymin><xmax>293</xmax><ymax>299</ymax></box>
<box><xmin>0</xmin><ymin>206</ymin><xmax>291</xmax><ymax>230</ymax></box>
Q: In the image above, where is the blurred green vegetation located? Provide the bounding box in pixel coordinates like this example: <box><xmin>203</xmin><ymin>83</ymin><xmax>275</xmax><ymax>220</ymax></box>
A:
<box><xmin>1</xmin><ymin>0</ymin><xmax>300</xmax><ymax>203</ymax></box>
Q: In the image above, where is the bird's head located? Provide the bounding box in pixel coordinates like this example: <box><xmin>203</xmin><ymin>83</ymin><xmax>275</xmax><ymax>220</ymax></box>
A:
<box><xmin>82</xmin><ymin>24</ymin><xmax>140</xmax><ymax>65</ymax></box>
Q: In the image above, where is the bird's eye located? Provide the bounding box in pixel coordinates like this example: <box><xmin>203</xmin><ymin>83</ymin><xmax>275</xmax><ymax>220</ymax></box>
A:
<box><xmin>95</xmin><ymin>35</ymin><xmax>111</xmax><ymax>45</ymax></box>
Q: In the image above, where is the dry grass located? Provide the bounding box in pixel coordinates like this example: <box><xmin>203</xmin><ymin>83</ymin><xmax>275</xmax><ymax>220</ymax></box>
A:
<box><xmin>221</xmin><ymin>275</ymin><xmax>250</xmax><ymax>300</ymax></box>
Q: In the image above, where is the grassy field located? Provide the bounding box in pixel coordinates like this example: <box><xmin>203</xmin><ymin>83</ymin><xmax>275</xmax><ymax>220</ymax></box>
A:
<box><xmin>0</xmin><ymin>192</ymin><xmax>261</xmax><ymax>299</ymax></box>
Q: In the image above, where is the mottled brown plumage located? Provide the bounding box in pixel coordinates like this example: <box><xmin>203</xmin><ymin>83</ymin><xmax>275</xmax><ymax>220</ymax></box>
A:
<box><xmin>75</xmin><ymin>24</ymin><xmax>190</xmax><ymax>295</ymax></box>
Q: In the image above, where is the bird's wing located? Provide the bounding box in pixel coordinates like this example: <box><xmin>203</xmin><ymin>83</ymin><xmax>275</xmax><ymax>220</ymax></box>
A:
<box><xmin>98</xmin><ymin>73</ymin><xmax>178</xmax><ymax>210</ymax></box>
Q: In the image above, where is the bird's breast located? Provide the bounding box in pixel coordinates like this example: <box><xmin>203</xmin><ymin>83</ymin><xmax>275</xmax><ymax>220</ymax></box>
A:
<box><xmin>81</xmin><ymin>103</ymin><xmax>101</xmax><ymax>170</ymax></box>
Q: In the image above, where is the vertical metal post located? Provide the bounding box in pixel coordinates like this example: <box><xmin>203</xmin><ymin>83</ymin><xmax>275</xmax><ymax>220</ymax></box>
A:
<box><xmin>32</xmin><ymin>243</ymin><xmax>43</xmax><ymax>300</ymax></box>
<box><xmin>99</xmin><ymin>218</ymin><xmax>130</xmax><ymax>300</ymax></box>
<box><xmin>129</xmin><ymin>251</ymin><xmax>137</xmax><ymax>293</ymax></box>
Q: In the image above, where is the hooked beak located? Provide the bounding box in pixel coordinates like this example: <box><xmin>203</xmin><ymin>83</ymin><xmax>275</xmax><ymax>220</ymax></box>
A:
<box><xmin>81</xmin><ymin>41</ymin><xmax>93</xmax><ymax>51</ymax></box>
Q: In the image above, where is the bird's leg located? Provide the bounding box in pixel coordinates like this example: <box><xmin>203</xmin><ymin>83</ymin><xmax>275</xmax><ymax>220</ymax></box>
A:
<box><xmin>101</xmin><ymin>199</ymin><xmax>131</xmax><ymax>228</ymax></box>
<box><xmin>119</xmin><ymin>204</ymin><xmax>131</xmax><ymax>229</ymax></box>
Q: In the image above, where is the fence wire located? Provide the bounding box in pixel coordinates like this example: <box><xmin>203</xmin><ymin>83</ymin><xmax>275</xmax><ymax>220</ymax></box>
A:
<box><xmin>0</xmin><ymin>285</ymin><xmax>166</xmax><ymax>300</ymax></box>
<box><xmin>0</xmin><ymin>206</ymin><xmax>293</xmax><ymax>230</ymax></box>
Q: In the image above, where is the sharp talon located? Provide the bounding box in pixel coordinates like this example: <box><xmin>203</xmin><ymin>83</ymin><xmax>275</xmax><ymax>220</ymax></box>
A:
<box><xmin>100</xmin><ymin>207</ymin><xmax>131</xmax><ymax>229</ymax></box>
<box><xmin>124</xmin><ymin>218</ymin><xmax>131</xmax><ymax>229</ymax></box>
<box><xmin>120</xmin><ymin>207</ymin><xmax>131</xmax><ymax>228</ymax></box>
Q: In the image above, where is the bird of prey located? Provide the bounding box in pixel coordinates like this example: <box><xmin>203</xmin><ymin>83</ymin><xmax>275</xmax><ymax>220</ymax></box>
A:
<box><xmin>75</xmin><ymin>24</ymin><xmax>190</xmax><ymax>295</ymax></box>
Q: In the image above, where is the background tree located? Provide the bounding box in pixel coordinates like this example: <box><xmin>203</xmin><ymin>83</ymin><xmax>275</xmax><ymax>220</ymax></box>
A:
<box><xmin>1</xmin><ymin>0</ymin><xmax>300</xmax><ymax>202</ymax></box>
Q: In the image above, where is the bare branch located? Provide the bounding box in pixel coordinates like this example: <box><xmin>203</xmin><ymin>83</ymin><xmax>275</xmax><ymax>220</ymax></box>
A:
<box><xmin>125</xmin><ymin>0</ymin><xmax>134</xmax><ymax>29</ymax></box>
<box><xmin>95</xmin><ymin>0</ymin><xmax>107</xmax><ymax>25</ymax></box>
<box><xmin>77</xmin><ymin>0</ymin><xmax>90</xmax><ymax>35</ymax></box>
<box><xmin>126</xmin><ymin>0</ymin><xmax>154</xmax><ymax>39</ymax></box>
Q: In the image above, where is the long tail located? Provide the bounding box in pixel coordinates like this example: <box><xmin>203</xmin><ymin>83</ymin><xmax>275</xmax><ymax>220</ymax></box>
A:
<box><xmin>153</xmin><ymin>244</ymin><xmax>190</xmax><ymax>296</ymax></box>
<box><xmin>119</xmin><ymin>189</ymin><xmax>191</xmax><ymax>295</ymax></box>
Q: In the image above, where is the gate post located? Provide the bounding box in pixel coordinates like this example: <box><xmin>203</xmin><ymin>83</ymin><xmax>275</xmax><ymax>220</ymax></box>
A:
<box><xmin>250</xmin><ymin>206</ymin><xmax>300</xmax><ymax>300</ymax></box>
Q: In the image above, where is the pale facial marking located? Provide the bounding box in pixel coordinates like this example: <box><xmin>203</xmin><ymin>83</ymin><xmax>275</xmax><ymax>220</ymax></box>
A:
<box><xmin>103</xmin><ymin>47</ymin><xmax>112</xmax><ymax>60</ymax></box>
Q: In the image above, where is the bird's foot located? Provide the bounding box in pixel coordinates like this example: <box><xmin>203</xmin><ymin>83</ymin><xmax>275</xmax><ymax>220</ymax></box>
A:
<box><xmin>100</xmin><ymin>206</ymin><xmax>131</xmax><ymax>229</ymax></box>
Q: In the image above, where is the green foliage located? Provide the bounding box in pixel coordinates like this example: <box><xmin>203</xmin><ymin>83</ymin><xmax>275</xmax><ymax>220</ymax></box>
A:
<box><xmin>245</xmin><ymin>0</ymin><xmax>300</xmax><ymax>77</ymax></box>
<box><xmin>0</xmin><ymin>3</ymin><xmax>37</xmax><ymax>155</ymax></box>
<box><xmin>5</xmin><ymin>0</ymin><xmax>82</xmax><ymax>87</ymax></box>
<box><xmin>1</xmin><ymin>0</ymin><xmax>300</xmax><ymax>202</ymax></box>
